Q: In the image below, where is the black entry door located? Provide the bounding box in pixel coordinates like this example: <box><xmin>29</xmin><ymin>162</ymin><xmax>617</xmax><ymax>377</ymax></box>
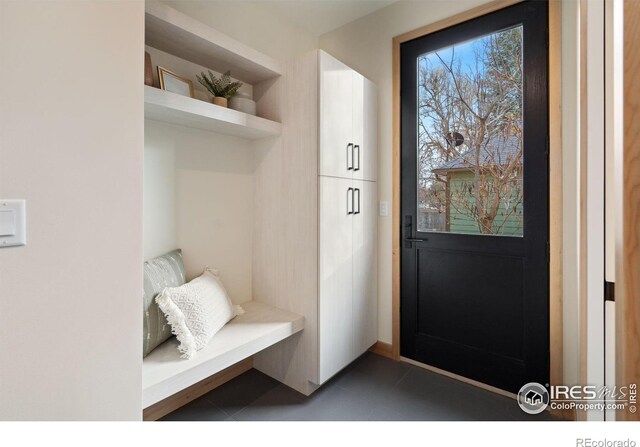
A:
<box><xmin>400</xmin><ymin>1</ymin><xmax>549</xmax><ymax>393</ymax></box>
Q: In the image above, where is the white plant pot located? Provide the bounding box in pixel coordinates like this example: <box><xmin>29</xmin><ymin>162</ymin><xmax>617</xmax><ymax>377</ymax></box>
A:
<box><xmin>229</xmin><ymin>96</ymin><xmax>257</xmax><ymax>116</ymax></box>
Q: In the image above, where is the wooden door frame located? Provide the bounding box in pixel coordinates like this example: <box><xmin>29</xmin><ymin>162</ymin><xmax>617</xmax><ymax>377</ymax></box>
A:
<box><xmin>391</xmin><ymin>0</ymin><xmax>564</xmax><ymax>409</ymax></box>
<box><xmin>617</xmin><ymin>0</ymin><xmax>640</xmax><ymax>422</ymax></box>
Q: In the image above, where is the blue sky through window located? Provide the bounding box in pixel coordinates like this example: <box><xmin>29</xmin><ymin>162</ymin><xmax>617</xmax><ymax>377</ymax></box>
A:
<box><xmin>419</xmin><ymin>38</ymin><xmax>479</xmax><ymax>75</ymax></box>
<box><xmin>415</xmin><ymin>26</ymin><xmax>524</xmax><ymax>235</ymax></box>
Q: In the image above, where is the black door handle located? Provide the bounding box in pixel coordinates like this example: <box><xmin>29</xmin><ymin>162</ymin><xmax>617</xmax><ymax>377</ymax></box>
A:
<box><xmin>403</xmin><ymin>215</ymin><xmax>428</xmax><ymax>247</ymax></box>
<box><xmin>347</xmin><ymin>143</ymin><xmax>354</xmax><ymax>171</ymax></box>
<box><xmin>354</xmin><ymin>188</ymin><xmax>360</xmax><ymax>214</ymax></box>
<box><xmin>354</xmin><ymin>145</ymin><xmax>360</xmax><ymax>171</ymax></box>
<box><xmin>347</xmin><ymin>187</ymin><xmax>354</xmax><ymax>215</ymax></box>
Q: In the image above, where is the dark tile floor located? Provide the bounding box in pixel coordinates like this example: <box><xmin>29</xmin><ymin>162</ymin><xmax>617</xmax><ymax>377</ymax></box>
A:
<box><xmin>161</xmin><ymin>352</ymin><xmax>559</xmax><ymax>421</ymax></box>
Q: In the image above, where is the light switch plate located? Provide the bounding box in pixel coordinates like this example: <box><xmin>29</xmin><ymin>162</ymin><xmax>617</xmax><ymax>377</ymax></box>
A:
<box><xmin>0</xmin><ymin>209</ymin><xmax>16</xmax><ymax>236</ymax></box>
<box><xmin>379</xmin><ymin>200</ymin><xmax>389</xmax><ymax>217</ymax></box>
<box><xmin>0</xmin><ymin>200</ymin><xmax>26</xmax><ymax>247</ymax></box>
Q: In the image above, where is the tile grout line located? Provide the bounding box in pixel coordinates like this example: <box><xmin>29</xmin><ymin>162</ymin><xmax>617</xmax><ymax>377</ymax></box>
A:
<box><xmin>207</xmin><ymin>399</ymin><xmax>233</xmax><ymax>419</ymax></box>
<box><xmin>392</xmin><ymin>365</ymin><xmax>412</xmax><ymax>388</ymax></box>
<box><xmin>203</xmin><ymin>371</ymin><xmax>283</xmax><ymax>418</ymax></box>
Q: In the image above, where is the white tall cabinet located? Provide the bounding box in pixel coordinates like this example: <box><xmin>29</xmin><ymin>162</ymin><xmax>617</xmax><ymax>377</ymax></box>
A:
<box><xmin>252</xmin><ymin>50</ymin><xmax>377</xmax><ymax>394</ymax></box>
<box><xmin>318</xmin><ymin>52</ymin><xmax>377</xmax><ymax>383</ymax></box>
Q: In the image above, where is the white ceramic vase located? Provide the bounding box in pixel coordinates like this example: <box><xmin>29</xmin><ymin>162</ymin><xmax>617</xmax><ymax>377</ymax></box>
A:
<box><xmin>229</xmin><ymin>91</ymin><xmax>257</xmax><ymax>115</ymax></box>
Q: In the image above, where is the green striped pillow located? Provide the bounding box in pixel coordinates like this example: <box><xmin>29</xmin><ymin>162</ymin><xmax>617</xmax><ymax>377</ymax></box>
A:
<box><xmin>143</xmin><ymin>249</ymin><xmax>186</xmax><ymax>357</ymax></box>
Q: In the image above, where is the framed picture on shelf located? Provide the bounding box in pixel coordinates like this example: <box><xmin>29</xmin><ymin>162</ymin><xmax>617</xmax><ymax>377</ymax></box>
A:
<box><xmin>157</xmin><ymin>66</ymin><xmax>194</xmax><ymax>98</ymax></box>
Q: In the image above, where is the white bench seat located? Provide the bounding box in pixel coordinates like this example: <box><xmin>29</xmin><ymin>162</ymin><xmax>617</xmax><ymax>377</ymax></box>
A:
<box><xmin>143</xmin><ymin>300</ymin><xmax>304</xmax><ymax>408</ymax></box>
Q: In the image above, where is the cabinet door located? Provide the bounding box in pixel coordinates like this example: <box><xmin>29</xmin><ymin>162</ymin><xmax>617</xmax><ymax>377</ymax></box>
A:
<box><xmin>352</xmin><ymin>72</ymin><xmax>364</xmax><ymax>181</ymax></box>
<box><xmin>353</xmin><ymin>76</ymin><xmax>377</xmax><ymax>182</ymax></box>
<box><xmin>319</xmin><ymin>176</ymin><xmax>354</xmax><ymax>383</ymax></box>
<box><xmin>352</xmin><ymin>180</ymin><xmax>378</xmax><ymax>358</ymax></box>
<box><xmin>319</xmin><ymin>52</ymin><xmax>353</xmax><ymax>179</ymax></box>
<box><xmin>361</xmin><ymin>78</ymin><xmax>377</xmax><ymax>181</ymax></box>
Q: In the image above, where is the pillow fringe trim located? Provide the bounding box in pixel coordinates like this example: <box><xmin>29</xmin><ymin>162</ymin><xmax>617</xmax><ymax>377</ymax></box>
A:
<box><xmin>156</xmin><ymin>290</ymin><xmax>197</xmax><ymax>359</ymax></box>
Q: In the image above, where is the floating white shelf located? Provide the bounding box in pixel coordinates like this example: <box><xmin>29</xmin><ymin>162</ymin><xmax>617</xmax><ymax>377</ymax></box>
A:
<box><xmin>142</xmin><ymin>301</ymin><xmax>304</xmax><ymax>408</ymax></box>
<box><xmin>144</xmin><ymin>86</ymin><xmax>282</xmax><ymax>139</ymax></box>
<box><xmin>145</xmin><ymin>2</ymin><xmax>282</xmax><ymax>84</ymax></box>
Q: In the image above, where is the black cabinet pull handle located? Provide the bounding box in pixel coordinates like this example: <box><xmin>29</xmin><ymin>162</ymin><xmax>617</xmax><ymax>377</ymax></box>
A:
<box><xmin>346</xmin><ymin>143</ymin><xmax>353</xmax><ymax>171</ymax></box>
<box><xmin>354</xmin><ymin>145</ymin><xmax>360</xmax><ymax>171</ymax></box>
<box><xmin>354</xmin><ymin>188</ymin><xmax>361</xmax><ymax>214</ymax></box>
<box><xmin>347</xmin><ymin>187</ymin><xmax>354</xmax><ymax>215</ymax></box>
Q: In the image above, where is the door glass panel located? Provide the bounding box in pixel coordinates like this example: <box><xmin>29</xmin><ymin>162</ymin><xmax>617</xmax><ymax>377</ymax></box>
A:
<box><xmin>416</xmin><ymin>26</ymin><xmax>523</xmax><ymax>236</ymax></box>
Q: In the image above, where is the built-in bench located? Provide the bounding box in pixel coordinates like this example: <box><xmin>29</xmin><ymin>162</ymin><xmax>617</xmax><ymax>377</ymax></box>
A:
<box><xmin>142</xmin><ymin>300</ymin><xmax>304</xmax><ymax>420</ymax></box>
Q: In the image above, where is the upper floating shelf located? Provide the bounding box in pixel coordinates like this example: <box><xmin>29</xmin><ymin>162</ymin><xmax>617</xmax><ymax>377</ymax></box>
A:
<box><xmin>145</xmin><ymin>2</ymin><xmax>282</xmax><ymax>84</ymax></box>
<box><xmin>144</xmin><ymin>86</ymin><xmax>282</xmax><ymax>139</ymax></box>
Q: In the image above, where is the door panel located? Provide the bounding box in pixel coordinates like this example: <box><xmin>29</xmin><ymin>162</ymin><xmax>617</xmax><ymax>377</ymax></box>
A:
<box><xmin>400</xmin><ymin>1</ymin><xmax>549</xmax><ymax>393</ymax></box>
<box><xmin>352</xmin><ymin>180</ymin><xmax>378</xmax><ymax>358</ymax></box>
<box><xmin>320</xmin><ymin>52</ymin><xmax>353</xmax><ymax>179</ymax></box>
<box><xmin>319</xmin><ymin>176</ymin><xmax>354</xmax><ymax>383</ymax></box>
<box><xmin>415</xmin><ymin>249</ymin><xmax>524</xmax><ymax>359</ymax></box>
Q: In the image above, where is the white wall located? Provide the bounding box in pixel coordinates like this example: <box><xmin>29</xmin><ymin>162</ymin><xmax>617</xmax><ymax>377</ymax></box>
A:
<box><xmin>0</xmin><ymin>0</ymin><xmax>144</xmax><ymax>420</ymax></box>
<box><xmin>143</xmin><ymin>47</ymin><xmax>255</xmax><ymax>303</ymax></box>
<box><xmin>144</xmin><ymin>120</ymin><xmax>255</xmax><ymax>304</ymax></box>
<box><xmin>319</xmin><ymin>0</ymin><xmax>581</xmax><ymax>388</ymax></box>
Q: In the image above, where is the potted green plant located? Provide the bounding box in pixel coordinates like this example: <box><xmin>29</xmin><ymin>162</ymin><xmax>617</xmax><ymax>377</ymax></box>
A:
<box><xmin>196</xmin><ymin>70</ymin><xmax>243</xmax><ymax>108</ymax></box>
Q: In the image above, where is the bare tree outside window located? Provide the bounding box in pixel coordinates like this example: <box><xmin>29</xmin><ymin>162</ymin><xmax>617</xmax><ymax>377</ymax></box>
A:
<box><xmin>417</xmin><ymin>26</ymin><xmax>524</xmax><ymax>236</ymax></box>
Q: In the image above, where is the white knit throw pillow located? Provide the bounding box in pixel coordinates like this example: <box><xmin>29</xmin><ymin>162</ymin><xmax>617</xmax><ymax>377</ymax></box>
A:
<box><xmin>156</xmin><ymin>268</ymin><xmax>244</xmax><ymax>359</ymax></box>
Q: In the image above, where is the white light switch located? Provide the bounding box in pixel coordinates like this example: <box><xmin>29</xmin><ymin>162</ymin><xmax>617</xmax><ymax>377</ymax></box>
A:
<box><xmin>379</xmin><ymin>200</ymin><xmax>389</xmax><ymax>217</ymax></box>
<box><xmin>0</xmin><ymin>209</ymin><xmax>16</xmax><ymax>236</ymax></box>
<box><xmin>0</xmin><ymin>200</ymin><xmax>26</xmax><ymax>247</ymax></box>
